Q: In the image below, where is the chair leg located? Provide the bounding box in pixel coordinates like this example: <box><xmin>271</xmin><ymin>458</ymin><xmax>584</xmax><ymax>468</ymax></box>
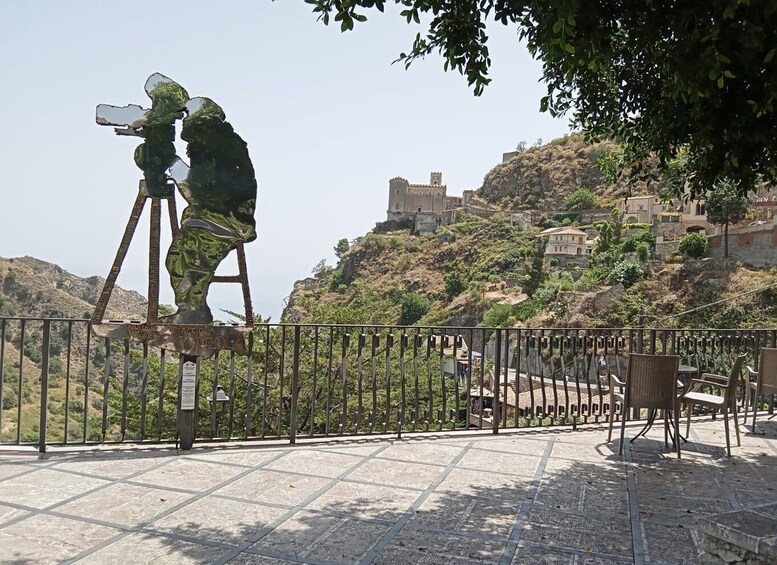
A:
<box><xmin>723</xmin><ymin>407</ymin><xmax>731</xmax><ymax>457</ymax></box>
<box><xmin>732</xmin><ymin>402</ymin><xmax>741</xmax><ymax>447</ymax></box>
<box><xmin>753</xmin><ymin>395</ymin><xmax>758</xmax><ymax>433</ymax></box>
<box><xmin>608</xmin><ymin>398</ymin><xmax>615</xmax><ymax>442</ymax></box>
<box><xmin>686</xmin><ymin>401</ymin><xmax>693</xmax><ymax>438</ymax></box>
<box><xmin>619</xmin><ymin>404</ymin><xmax>628</xmax><ymax>455</ymax></box>
<box><xmin>675</xmin><ymin>408</ymin><xmax>681</xmax><ymax>459</ymax></box>
<box><xmin>664</xmin><ymin>411</ymin><xmax>669</xmax><ymax>447</ymax></box>
<box><xmin>743</xmin><ymin>387</ymin><xmax>749</xmax><ymax>425</ymax></box>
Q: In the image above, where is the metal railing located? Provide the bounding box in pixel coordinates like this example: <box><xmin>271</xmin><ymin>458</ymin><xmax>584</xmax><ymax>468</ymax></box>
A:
<box><xmin>0</xmin><ymin>318</ymin><xmax>775</xmax><ymax>451</ymax></box>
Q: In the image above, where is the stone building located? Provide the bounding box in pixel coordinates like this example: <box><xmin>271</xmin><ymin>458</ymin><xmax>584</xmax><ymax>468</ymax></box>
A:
<box><xmin>386</xmin><ymin>172</ymin><xmax>448</xmax><ymax>221</ymax></box>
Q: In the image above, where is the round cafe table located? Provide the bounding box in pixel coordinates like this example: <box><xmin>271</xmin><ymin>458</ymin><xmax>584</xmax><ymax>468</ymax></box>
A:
<box><xmin>630</xmin><ymin>364</ymin><xmax>698</xmax><ymax>444</ymax></box>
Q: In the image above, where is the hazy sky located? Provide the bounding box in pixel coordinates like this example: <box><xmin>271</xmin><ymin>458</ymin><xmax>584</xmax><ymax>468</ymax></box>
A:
<box><xmin>0</xmin><ymin>1</ymin><xmax>569</xmax><ymax>320</ymax></box>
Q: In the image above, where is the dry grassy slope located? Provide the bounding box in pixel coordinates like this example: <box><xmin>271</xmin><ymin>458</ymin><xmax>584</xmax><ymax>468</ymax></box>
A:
<box><xmin>478</xmin><ymin>133</ymin><xmax>653</xmax><ymax>209</ymax></box>
<box><xmin>284</xmin><ymin>216</ymin><xmax>534</xmax><ymax>326</ymax></box>
<box><xmin>0</xmin><ymin>256</ymin><xmax>146</xmax><ymax>319</ymax></box>
<box><xmin>536</xmin><ymin>260</ymin><xmax>777</xmax><ymax>329</ymax></box>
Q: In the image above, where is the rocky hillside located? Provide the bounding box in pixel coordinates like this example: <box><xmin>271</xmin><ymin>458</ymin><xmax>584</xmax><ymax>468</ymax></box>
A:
<box><xmin>0</xmin><ymin>256</ymin><xmax>146</xmax><ymax>319</ymax></box>
<box><xmin>283</xmin><ymin>135</ymin><xmax>777</xmax><ymax>332</ymax></box>
<box><xmin>478</xmin><ymin>133</ymin><xmax>651</xmax><ymax>210</ymax></box>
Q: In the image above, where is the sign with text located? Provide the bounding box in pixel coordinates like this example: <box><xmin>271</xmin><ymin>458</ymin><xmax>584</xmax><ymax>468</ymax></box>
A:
<box><xmin>180</xmin><ymin>361</ymin><xmax>197</xmax><ymax>410</ymax></box>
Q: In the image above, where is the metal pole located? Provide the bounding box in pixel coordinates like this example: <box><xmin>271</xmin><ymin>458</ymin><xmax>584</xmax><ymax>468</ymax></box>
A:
<box><xmin>38</xmin><ymin>320</ymin><xmax>51</xmax><ymax>453</ymax></box>
<box><xmin>178</xmin><ymin>354</ymin><xmax>198</xmax><ymax>450</ymax></box>
<box><xmin>493</xmin><ymin>329</ymin><xmax>502</xmax><ymax>435</ymax></box>
<box><xmin>289</xmin><ymin>326</ymin><xmax>301</xmax><ymax>444</ymax></box>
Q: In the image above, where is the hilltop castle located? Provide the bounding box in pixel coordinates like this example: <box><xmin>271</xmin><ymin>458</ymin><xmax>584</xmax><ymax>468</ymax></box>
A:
<box><xmin>386</xmin><ymin>172</ymin><xmax>476</xmax><ymax>232</ymax></box>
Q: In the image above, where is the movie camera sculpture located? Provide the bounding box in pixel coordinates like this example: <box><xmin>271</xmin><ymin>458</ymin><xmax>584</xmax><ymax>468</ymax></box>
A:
<box><xmin>92</xmin><ymin>73</ymin><xmax>258</xmax><ymax>448</ymax></box>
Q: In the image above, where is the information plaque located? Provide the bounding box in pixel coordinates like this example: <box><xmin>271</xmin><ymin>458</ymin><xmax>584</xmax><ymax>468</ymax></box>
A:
<box><xmin>181</xmin><ymin>361</ymin><xmax>197</xmax><ymax>410</ymax></box>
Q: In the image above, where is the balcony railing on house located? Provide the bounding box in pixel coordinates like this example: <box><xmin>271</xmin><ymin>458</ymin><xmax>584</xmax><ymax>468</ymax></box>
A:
<box><xmin>0</xmin><ymin>317</ymin><xmax>775</xmax><ymax>451</ymax></box>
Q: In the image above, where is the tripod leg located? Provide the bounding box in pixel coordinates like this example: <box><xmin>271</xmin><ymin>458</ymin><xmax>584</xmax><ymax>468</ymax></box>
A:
<box><xmin>92</xmin><ymin>191</ymin><xmax>147</xmax><ymax>323</ymax></box>
<box><xmin>236</xmin><ymin>242</ymin><xmax>254</xmax><ymax>325</ymax></box>
<box><xmin>147</xmin><ymin>199</ymin><xmax>161</xmax><ymax>323</ymax></box>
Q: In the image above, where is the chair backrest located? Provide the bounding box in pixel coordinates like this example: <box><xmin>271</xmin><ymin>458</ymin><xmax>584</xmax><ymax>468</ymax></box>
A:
<box><xmin>724</xmin><ymin>354</ymin><xmax>747</xmax><ymax>404</ymax></box>
<box><xmin>625</xmin><ymin>353</ymin><xmax>680</xmax><ymax>410</ymax></box>
<box><xmin>757</xmin><ymin>347</ymin><xmax>777</xmax><ymax>395</ymax></box>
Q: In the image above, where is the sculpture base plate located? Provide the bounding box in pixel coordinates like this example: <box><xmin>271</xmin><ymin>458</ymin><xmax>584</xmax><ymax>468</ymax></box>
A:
<box><xmin>91</xmin><ymin>322</ymin><xmax>252</xmax><ymax>358</ymax></box>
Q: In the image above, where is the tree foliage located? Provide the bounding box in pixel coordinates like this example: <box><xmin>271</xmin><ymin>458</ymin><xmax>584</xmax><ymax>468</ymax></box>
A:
<box><xmin>334</xmin><ymin>238</ymin><xmax>350</xmax><ymax>259</ymax></box>
<box><xmin>522</xmin><ymin>238</ymin><xmax>547</xmax><ymax>298</ymax></box>
<box><xmin>678</xmin><ymin>233</ymin><xmax>708</xmax><ymax>259</ymax></box>
<box><xmin>306</xmin><ymin>0</ymin><xmax>777</xmax><ymax>197</ymax></box>
<box><xmin>564</xmin><ymin>187</ymin><xmax>598</xmax><ymax>210</ymax></box>
<box><xmin>705</xmin><ymin>179</ymin><xmax>751</xmax><ymax>257</ymax></box>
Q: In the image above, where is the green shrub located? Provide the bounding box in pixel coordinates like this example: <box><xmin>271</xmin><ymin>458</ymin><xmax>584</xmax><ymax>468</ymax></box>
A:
<box><xmin>399</xmin><ymin>293</ymin><xmax>430</xmax><ymax>325</ymax></box>
<box><xmin>608</xmin><ymin>260</ymin><xmax>644</xmax><ymax>288</ymax></box>
<box><xmin>444</xmin><ymin>271</ymin><xmax>467</xmax><ymax>299</ymax></box>
<box><xmin>678</xmin><ymin>233</ymin><xmax>707</xmax><ymax>258</ymax></box>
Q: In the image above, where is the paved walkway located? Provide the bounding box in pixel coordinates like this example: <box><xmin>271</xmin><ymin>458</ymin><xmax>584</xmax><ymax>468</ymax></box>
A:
<box><xmin>1</xmin><ymin>416</ymin><xmax>776</xmax><ymax>564</ymax></box>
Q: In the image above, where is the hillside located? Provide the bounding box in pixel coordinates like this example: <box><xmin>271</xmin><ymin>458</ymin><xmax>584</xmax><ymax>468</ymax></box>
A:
<box><xmin>479</xmin><ymin>133</ymin><xmax>652</xmax><ymax>209</ymax></box>
<box><xmin>0</xmin><ymin>256</ymin><xmax>146</xmax><ymax>320</ymax></box>
<box><xmin>283</xmin><ymin>136</ymin><xmax>777</xmax><ymax>332</ymax></box>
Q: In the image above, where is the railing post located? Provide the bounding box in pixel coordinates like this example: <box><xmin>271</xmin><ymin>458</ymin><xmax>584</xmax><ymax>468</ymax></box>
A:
<box><xmin>493</xmin><ymin>329</ymin><xmax>502</xmax><ymax>435</ymax></box>
<box><xmin>289</xmin><ymin>325</ymin><xmax>300</xmax><ymax>445</ymax></box>
<box><xmin>38</xmin><ymin>320</ymin><xmax>51</xmax><ymax>454</ymax></box>
<box><xmin>178</xmin><ymin>354</ymin><xmax>198</xmax><ymax>450</ymax></box>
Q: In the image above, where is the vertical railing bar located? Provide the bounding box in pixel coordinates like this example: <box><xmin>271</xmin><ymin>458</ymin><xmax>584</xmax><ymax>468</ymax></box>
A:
<box><xmin>561</xmin><ymin>333</ymin><xmax>570</xmax><ymax>425</ymax></box>
<box><xmin>340</xmin><ymin>331</ymin><xmax>349</xmax><ymax>436</ymax></box>
<box><xmin>120</xmin><ymin>339</ymin><xmax>130</xmax><ymax>442</ymax></box>
<box><xmin>492</xmin><ymin>329</ymin><xmax>501</xmax><ymax>434</ymax></box>
<box><xmin>83</xmin><ymin>325</ymin><xmax>91</xmax><ymax>444</ymax></box>
<box><xmin>539</xmin><ymin>332</ymin><xmax>548</xmax><ymax>424</ymax></box>
<box><xmin>544</xmin><ymin>330</ymin><xmax>564</xmax><ymax>425</ymax></box>
<box><xmin>526</xmin><ymin>332</ymin><xmax>536</xmax><ymax>426</ymax></box>
<box><xmin>465</xmin><ymin>329</ymin><xmax>473</xmax><ymax>430</ymax></box>
<box><xmin>38</xmin><ymin>320</ymin><xmax>51</xmax><ymax>453</ymax></box>
<box><xmin>385</xmin><ymin>332</ymin><xmax>393</xmax><ymax>433</ymax></box>
<box><xmin>371</xmin><ymin>332</ymin><xmax>379</xmax><ymax>434</ymax></box>
<box><xmin>398</xmin><ymin>332</ymin><xmax>407</xmax><ymax>438</ymax></box>
<box><xmin>451</xmin><ymin>331</ymin><xmax>459</xmax><ymax>431</ymax></box>
<box><xmin>210</xmin><ymin>351</ymin><xmax>220</xmax><ymax>439</ymax></box>
<box><xmin>412</xmin><ymin>332</ymin><xmax>420</xmax><ymax>433</ymax></box>
<box><xmin>157</xmin><ymin>348</ymin><xmax>166</xmax><ymax>442</ymax></box>
<box><xmin>139</xmin><ymin>343</ymin><xmax>148</xmax><ymax>441</ymax></box>
<box><xmin>356</xmin><ymin>331</ymin><xmax>364</xmax><ymax>434</ymax></box>
<box><xmin>101</xmin><ymin>337</ymin><xmax>111</xmax><ymax>442</ymax></box>
<box><xmin>259</xmin><ymin>325</ymin><xmax>268</xmax><ymax>439</ymax></box>
<box><xmin>426</xmin><ymin>334</ymin><xmax>433</xmax><ymax>432</ymax></box>
<box><xmin>290</xmin><ymin>325</ymin><xmax>301</xmax><ymax>444</ymax></box>
<box><xmin>310</xmin><ymin>327</ymin><xmax>319</xmax><ymax>438</ymax></box>
<box><xmin>325</xmin><ymin>327</ymin><xmax>334</xmax><ymax>436</ymax></box>
<box><xmin>247</xmin><ymin>330</ymin><xmax>257</xmax><ymax>439</ymax></box>
<box><xmin>0</xmin><ymin>319</ymin><xmax>4</xmax><ymax>443</ymax></box>
<box><xmin>17</xmin><ymin>320</ymin><xmax>25</xmax><ymax>444</ymax></box>
<box><xmin>479</xmin><ymin>330</ymin><xmax>486</xmax><ymax>430</ymax></box>
<box><xmin>438</xmin><ymin>332</ymin><xmax>446</xmax><ymax>430</ymax></box>
<box><xmin>63</xmin><ymin>321</ymin><xmax>73</xmax><ymax>444</ymax></box>
<box><xmin>278</xmin><ymin>326</ymin><xmax>286</xmax><ymax>439</ymax></box>
<box><xmin>227</xmin><ymin>350</ymin><xmax>236</xmax><ymax>439</ymax></box>
<box><xmin>502</xmin><ymin>329</ymin><xmax>509</xmax><ymax>429</ymax></box>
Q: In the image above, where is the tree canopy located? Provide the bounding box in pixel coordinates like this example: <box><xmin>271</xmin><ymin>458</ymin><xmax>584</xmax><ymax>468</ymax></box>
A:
<box><xmin>305</xmin><ymin>0</ymin><xmax>777</xmax><ymax>197</ymax></box>
<box><xmin>705</xmin><ymin>179</ymin><xmax>751</xmax><ymax>257</ymax></box>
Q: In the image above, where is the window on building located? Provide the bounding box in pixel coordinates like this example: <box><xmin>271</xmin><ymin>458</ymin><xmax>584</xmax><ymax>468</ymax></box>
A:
<box><xmin>418</xmin><ymin>207</ymin><xmax>422</xmax><ymax>212</ymax></box>
<box><xmin>395</xmin><ymin>203</ymin><xmax>400</xmax><ymax>210</ymax></box>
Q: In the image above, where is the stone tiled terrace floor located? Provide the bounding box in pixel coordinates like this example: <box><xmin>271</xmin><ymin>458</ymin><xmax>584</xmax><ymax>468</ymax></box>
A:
<box><xmin>1</xmin><ymin>416</ymin><xmax>777</xmax><ymax>564</ymax></box>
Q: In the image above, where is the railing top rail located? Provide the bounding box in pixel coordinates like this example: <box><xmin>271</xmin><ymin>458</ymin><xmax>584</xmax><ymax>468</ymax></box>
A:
<box><xmin>0</xmin><ymin>316</ymin><xmax>775</xmax><ymax>333</ymax></box>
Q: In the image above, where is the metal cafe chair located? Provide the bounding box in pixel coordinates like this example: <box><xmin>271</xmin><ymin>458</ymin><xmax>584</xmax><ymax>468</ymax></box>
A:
<box><xmin>683</xmin><ymin>354</ymin><xmax>746</xmax><ymax>457</ymax></box>
<box><xmin>743</xmin><ymin>347</ymin><xmax>777</xmax><ymax>432</ymax></box>
<box><xmin>614</xmin><ymin>353</ymin><xmax>682</xmax><ymax>458</ymax></box>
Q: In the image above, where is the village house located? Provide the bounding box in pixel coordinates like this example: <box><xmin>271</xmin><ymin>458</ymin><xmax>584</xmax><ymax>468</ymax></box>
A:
<box><xmin>541</xmin><ymin>227</ymin><xmax>594</xmax><ymax>262</ymax></box>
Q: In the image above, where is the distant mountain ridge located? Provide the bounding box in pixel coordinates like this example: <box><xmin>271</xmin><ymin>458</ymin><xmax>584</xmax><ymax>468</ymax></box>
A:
<box><xmin>0</xmin><ymin>256</ymin><xmax>146</xmax><ymax>319</ymax></box>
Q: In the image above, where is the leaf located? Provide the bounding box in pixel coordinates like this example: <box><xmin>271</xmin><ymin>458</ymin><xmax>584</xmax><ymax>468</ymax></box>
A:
<box><xmin>717</xmin><ymin>76</ymin><xmax>725</xmax><ymax>88</ymax></box>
